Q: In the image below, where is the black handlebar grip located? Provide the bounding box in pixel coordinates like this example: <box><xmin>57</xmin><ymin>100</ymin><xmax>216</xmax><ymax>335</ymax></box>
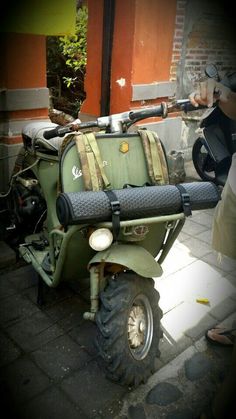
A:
<box><xmin>181</xmin><ymin>103</ymin><xmax>208</xmax><ymax>113</ymax></box>
<box><xmin>43</xmin><ymin>125</ymin><xmax>73</xmax><ymax>139</ymax></box>
<box><xmin>43</xmin><ymin>126</ymin><xmax>60</xmax><ymax>140</ymax></box>
<box><xmin>129</xmin><ymin>104</ymin><xmax>163</xmax><ymax>121</ymax></box>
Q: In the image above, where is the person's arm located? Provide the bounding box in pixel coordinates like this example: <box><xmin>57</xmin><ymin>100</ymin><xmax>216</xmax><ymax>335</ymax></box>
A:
<box><xmin>189</xmin><ymin>78</ymin><xmax>236</xmax><ymax>120</ymax></box>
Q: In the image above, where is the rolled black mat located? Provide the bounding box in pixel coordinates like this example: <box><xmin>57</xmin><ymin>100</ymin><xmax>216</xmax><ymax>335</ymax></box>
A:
<box><xmin>56</xmin><ymin>182</ymin><xmax>220</xmax><ymax>226</ymax></box>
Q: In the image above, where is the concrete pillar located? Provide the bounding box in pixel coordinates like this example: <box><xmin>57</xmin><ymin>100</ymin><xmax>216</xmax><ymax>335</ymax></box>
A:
<box><xmin>0</xmin><ymin>33</ymin><xmax>50</xmax><ymax>192</ymax></box>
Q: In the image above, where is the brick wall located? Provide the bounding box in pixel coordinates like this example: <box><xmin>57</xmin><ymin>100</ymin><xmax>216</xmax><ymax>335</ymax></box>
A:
<box><xmin>170</xmin><ymin>0</ymin><xmax>236</xmax><ymax>97</ymax></box>
<box><xmin>170</xmin><ymin>0</ymin><xmax>187</xmax><ymax>84</ymax></box>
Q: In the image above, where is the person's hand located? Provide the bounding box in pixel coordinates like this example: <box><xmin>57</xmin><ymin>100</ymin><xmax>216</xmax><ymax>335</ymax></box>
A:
<box><xmin>189</xmin><ymin>79</ymin><xmax>231</xmax><ymax>108</ymax></box>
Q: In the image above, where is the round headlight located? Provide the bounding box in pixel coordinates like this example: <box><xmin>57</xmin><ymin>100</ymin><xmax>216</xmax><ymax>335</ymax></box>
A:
<box><xmin>89</xmin><ymin>228</ymin><xmax>113</xmax><ymax>251</ymax></box>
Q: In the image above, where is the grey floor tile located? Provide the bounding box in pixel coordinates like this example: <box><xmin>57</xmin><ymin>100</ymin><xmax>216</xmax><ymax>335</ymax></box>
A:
<box><xmin>31</xmin><ymin>334</ymin><xmax>91</xmax><ymax>380</ymax></box>
<box><xmin>195</xmin><ymin>229</ymin><xmax>212</xmax><ymax>244</ymax></box>
<box><xmin>0</xmin><ymin>276</ymin><xmax>18</xmax><ymax>299</ymax></box>
<box><xmin>44</xmin><ymin>294</ymin><xmax>87</xmax><ymax>322</ymax></box>
<box><xmin>68</xmin><ymin>319</ymin><xmax>97</xmax><ymax>356</ymax></box>
<box><xmin>206</xmin><ymin>297</ymin><xmax>236</xmax><ymax>321</ymax></box>
<box><xmin>6</xmin><ymin>310</ymin><xmax>64</xmax><ymax>353</ymax></box>
<box><xmin>182</xmin><ymin>219</ymin><xmax>209</xmax><ymax>236</ymax></box>
<box><xmin>203</xmin><ymin>252</ymin><xmax>236</xmax><ymax>274</ymax></box>
<box><xmin>161</xmin><ymin>301</ymin><xmax>215</xmax><ymax>342</ymax></box>
<box><xmin>0</xmin><ymin>293</ymin><xmax>40</xmax><ymax>328</ymax></box>
<box><xmin>61</xmin><ymin>360</ymin><xmax>126</xmax><ymax>418</ymax></box>
<box><xmin>182</xmin><ymin>236</ymin><xmax>212</xmax><ymax>258</ymax></box>
<box><xmin>224</xmin><ymin>272</ymin><xmax>236</xmax><ymax>288</ymax></box>
<box><xmin>0</xmin><ymin>330</ymin><xmax>21</xmax><ymax>367</ymax></box>
<box><xmin>160</xmin><ymin>241</ymin><xmax>197</xmax><ymax>278</ymax></box>
<box><xmin>0</xmin><ymin>355</ymin><xmax>51</xmax><ymax>405</ymax></box>
<box><xmin>190</xmin><ymin>211</ymin><xmax>214</xmax><ymax>228</ymax></box>
<box><xmin>5</xmin><ymin>264</ymin><xmax>38</xmax><ymax>291</ymax></box>
<box><xmin>17</xmin><ymin>386</ymin><xmax>88</xmax><ymax>419</ymax></box>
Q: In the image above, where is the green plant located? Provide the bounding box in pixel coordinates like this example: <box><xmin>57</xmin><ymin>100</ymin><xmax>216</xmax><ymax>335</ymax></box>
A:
<box><xmin>59</xmin><ymin>5</ymin><xmax>87</xmax><ymax>88</ymax></box>
<box><xmin>47</xmin><ymin>5</ymin><xmax>88</xmax><ymax>117</ymax></box>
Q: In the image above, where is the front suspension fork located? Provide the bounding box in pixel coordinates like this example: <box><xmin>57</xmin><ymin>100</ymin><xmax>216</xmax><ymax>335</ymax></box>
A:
<box><xmin>83</xmin><ymin>265</ymin><xmax>100</xmax><ymax>321</ymax></box>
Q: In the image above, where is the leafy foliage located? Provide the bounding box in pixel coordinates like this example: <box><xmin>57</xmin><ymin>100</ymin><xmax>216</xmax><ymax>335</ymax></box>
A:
<box><xmin>47</xmin><ymin>5</ymin><xmax>88</xmax><ymax>117</ymax></box>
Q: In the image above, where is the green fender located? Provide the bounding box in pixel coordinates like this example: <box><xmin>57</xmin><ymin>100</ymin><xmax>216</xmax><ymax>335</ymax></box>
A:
<box><xmin>88</xmin><ymin>243</ymin><xmax>162</xmax><ymax>278</ymax></box>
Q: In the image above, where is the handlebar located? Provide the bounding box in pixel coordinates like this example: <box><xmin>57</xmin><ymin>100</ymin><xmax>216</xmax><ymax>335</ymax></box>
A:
<box><xmin>129</xmin><ymin>102</ymin><xmax>168</xmax><ymax>121</ymax></box>
<box><xmin>43</xmin><ymin>99</ymin><xmax>208</xmax><ymax>140</ymax></box>
<box><xmin>43</xmin><ymin>120</ymin><xmax>99</xmax><ymax>140</ymax></box>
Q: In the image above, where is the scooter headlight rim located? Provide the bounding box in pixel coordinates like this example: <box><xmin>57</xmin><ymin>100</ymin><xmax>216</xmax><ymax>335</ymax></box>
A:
<box><xmin>89</xmin><ymin>228</ymin><xmax>113</xmax><ymax>251</ymax></box>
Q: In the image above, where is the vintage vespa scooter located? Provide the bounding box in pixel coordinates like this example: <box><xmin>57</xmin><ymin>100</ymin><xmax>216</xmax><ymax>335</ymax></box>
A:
<box><xmin>1</xmin><ymin>99</ymin><xmax>219</xmax><ymax>387</ymax></box>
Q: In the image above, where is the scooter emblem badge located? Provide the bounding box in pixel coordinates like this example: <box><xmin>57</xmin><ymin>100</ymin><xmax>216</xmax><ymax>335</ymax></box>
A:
<box><xmin>119</xmin><ymin>141</ymin><xmax>129</xmax><ymax>153</ymax></box>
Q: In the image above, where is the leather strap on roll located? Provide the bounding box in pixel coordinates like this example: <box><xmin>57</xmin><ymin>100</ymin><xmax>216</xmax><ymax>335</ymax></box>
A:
<box><xmin>176</xmin><ymin>184</ymin><xmax>192</xmax><ymax>216</ymax></box>
<box><xmin>104</xmin><ymin>190</ymin><xmax>121</xmax><ymax>241</ymax></box>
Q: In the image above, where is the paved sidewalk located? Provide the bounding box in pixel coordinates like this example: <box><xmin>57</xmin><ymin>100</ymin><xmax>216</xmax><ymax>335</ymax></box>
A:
<box><xmin>0</xmin><ymin>163</ymin><xmax>236</xmax><ymax>419</ymax></box>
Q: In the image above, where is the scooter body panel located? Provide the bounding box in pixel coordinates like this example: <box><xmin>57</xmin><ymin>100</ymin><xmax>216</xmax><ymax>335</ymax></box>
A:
<box><xmin>24</xmin><ymin>151</ymin><xmax>60</xmax><ymax>232</ymax></box>
<box><xmin>22</xmin><ymin>134</ymin><xmax>171</xmax><ymax>286</ymax></box>
<box><xmin>58</xmin><ymin>133</ymin><xmax>172</xmax><ymax>274</ymax></box>
<box><xmin>60</xmin><ymin>133</ymin><xmax>151</xmax><ymax>193</ymax></box>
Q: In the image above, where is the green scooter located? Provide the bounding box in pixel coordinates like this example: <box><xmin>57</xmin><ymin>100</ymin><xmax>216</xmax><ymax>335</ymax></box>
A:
<box><xmin>2</xmin><ymin>100</ymin><xmax>219</xmax><ymax>386</ymax></box>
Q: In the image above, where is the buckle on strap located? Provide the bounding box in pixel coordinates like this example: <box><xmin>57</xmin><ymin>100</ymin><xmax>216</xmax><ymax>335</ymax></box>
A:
<box><xmin>110</xmin><ymin>199</ymin><xmax>120</xmax><ymax>215</ymax></box>
<box><xmin>104</xmin><ymin>190</ymin><xmax>121</xmax><ymax>241</ymax></box>
<box><xmin>176</xmin><ymin>184</ymin><xmax>192</xmax><ymax>217</ymax></box>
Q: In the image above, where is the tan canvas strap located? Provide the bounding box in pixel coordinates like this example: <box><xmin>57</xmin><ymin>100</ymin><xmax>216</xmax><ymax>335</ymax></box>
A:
<box><xmin>75</xmin><ymin>132</ymin><xmax>111</xmax><ymax>191</ymax></box>
<box><xmin>139</xmin><ymin>130</ymin><xmax>155</xmax><ymax>183</ymax></box>
<box><xmin>152</xmin><ymin>131</ymin><xmax>169</xmax><ymax>184</ymax></box>
<box><xmin>85</xmin><ymin>132</ymin><xmax>111</xmax><ymax>190</ymax></box>
<box><xmin>138</xmin><ymin>129</ymin><xmax>169</xmax><ymax>185</ymax></box>
<box><xmin>74</xmin><ymin>134</ymin><xmax>93</xmax><ymax>190</ymax></box>
<box><xmin>146</xmin><ymin>130</ymin><xmax>163</xmax><ymax>183</ymax></box>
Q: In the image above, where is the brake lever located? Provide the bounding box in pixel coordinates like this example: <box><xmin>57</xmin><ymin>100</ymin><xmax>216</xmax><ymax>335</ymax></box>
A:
<box><xmin>167</xmin><ymin>99</ymin><xmax>208</xmax><ymax>113</ymax></box>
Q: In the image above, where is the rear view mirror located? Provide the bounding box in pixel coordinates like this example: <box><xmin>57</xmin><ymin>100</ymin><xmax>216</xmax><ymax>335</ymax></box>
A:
<box><xmin>205</xmin><ymin>64</ymin><xmax>220</xmax><ymax>81</ymax></box>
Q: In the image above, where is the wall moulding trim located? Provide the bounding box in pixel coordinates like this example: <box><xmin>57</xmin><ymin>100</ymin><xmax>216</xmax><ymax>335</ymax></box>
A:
<box><xmin>0</xmin><ymin>118</ymin><xmax>50</xmax><ymax>137</ymax></box>
<box><xmin>0</xmin><ymin>135</ymin><xmax>23</xmax><ymax>145</ymax></box>
<box><xmin>0</xmin><ymin>88</ymin><xmax>49</xmax><ymax>111</ymax></box>
<box><xmin>132</xmin><ymin>81</ymin><xmax>176</xmax><ymax>101</ymax></box>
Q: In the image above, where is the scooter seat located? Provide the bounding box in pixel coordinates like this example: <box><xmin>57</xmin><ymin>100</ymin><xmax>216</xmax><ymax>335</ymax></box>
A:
<box><xmin>22</xmin><ymin>121</ymin><xmax>65</xmax><ymax>152</ymax></box>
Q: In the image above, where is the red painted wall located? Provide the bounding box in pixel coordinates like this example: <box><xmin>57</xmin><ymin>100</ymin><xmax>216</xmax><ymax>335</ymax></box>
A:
<box><xmin>132</xmin><ymin>0</ymin><xmax>176</xmax><ymax>83</ymax></box>
<box><xmin>109</xmin><ymin>0</ymin><xmax>136</xmax><ymax>113</ymax></box>
<box><xmin>0</xmin><ymin>34</ymin><xmax>46</xmax><ymax>89</ymax></box>
<box><xmin>81</xmin><ymin>0</ymin><xmax>177</xmax><ymax>116</ymax></box>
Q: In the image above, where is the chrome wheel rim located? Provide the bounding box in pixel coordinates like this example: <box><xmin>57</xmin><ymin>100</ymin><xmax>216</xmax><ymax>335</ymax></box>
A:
<box><xmin>127</xmin><ymin>294</ymin><xmax>153</xmax><ymax>360</ymax></box>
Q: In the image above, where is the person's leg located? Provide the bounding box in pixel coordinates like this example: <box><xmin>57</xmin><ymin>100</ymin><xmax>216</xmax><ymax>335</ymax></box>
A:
<box><xmin>207</xmin><ymin>155</ymin><xmax>236</xmax><ymax>418</ymax></box>
<box><xmin>211</xmin><ymin>341</ymin><xmax>236</xmax><ymax>418</ymax></box>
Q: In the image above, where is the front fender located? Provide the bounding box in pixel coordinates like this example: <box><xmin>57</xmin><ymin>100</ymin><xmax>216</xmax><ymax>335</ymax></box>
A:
<box><xmin>88</xmin><ymin>243</ymin><xmax>162</xmax><ymax>278</ymax></box>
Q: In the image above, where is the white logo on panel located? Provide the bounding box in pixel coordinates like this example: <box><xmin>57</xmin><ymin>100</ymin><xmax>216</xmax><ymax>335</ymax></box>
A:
<box><xmin>72</xmin><ymin>166</ymin><xmax>82</xmax><ymax>180</ymax></box>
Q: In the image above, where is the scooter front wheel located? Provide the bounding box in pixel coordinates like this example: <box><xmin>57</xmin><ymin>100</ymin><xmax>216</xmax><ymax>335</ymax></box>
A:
<box><xmin>192</xmin><ymin>138</ymin><xmax>217</xmax><ymax>182</ymax></box>
<box><xmin>95</xmin><ymin>272</ymin><xmax>162</xmax><ymax>387</ymax></box>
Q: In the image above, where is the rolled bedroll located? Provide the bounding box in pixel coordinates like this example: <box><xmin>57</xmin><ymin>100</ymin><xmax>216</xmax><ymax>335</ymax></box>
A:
<box><xmin>56</xmin><ymin>182</ymin><xmax>220</xmax><ymax>226</ymax></box>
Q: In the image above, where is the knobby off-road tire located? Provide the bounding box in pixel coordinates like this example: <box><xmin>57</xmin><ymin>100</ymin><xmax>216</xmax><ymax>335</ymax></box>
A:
<box><xmin>192</xmin><ymin>138</ymin><xmax>217</xmax><ymax>182</ymax></box>
<box><xmin>95</xmin><ymin>272</ymin><xmax>163</xmax><ymax>387</ymax></box>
